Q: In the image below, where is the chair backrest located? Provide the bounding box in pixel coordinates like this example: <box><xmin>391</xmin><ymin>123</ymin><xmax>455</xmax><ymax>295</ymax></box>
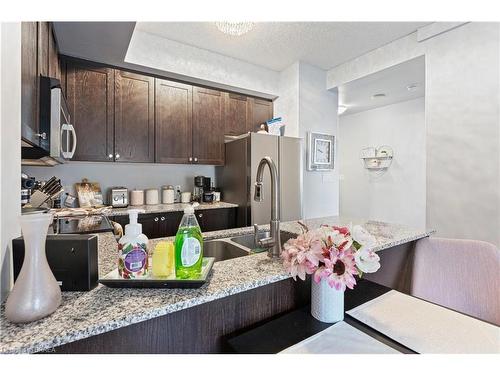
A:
<box><xmin>411</xmin><ymin>237</ymin><xmax>500</xmax><ymax>326</ymax></box>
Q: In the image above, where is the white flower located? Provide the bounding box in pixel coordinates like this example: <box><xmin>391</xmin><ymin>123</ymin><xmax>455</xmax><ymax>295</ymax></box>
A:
<box><xmin>352</xmin><ymin>225</ymin><xmax>377</xmax><ymax>248</ymax></box>
<box><xmin>354</xmin><ymin>247</ymin><xmax>381</xmax><ymax>273</ymax></box>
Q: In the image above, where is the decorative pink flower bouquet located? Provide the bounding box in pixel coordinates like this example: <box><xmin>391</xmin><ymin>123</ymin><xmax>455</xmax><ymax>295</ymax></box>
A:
<box><xmin>281</xmin><ymin>223</ymin><xmax>381</xmax><ymax>291</ymax></box>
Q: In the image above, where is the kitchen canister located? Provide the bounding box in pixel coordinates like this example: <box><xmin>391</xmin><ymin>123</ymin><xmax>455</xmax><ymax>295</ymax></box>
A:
<box><xmin>145</xmin><ymin>188</ymin><xmax>160</xmax><ymax>205</ymax></box>
<box><xmin>181</xmin><ymin>192</ymin><xmax>192</xmax><ymax>203</ymax></box>
<box><xmin>130</xmin><ymin>190</ymin><xmax>144</xmax><ymax>206</ymax></box>
<box><xmin>162</xmin><ymin>185</ymin><xmax>175</xmax><ymax>204</ymax></box>
<box><xmin>5</xmin><ymin>213</ymin><xmax>61</xmax><ymax>323</ymax></box>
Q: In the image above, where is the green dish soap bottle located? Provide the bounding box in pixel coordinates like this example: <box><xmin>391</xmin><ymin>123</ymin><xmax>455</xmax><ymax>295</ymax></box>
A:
<box><xmin>175</xmin><ymin>204</ymin><xmax>203</xmax><ymax>279</ymax></box>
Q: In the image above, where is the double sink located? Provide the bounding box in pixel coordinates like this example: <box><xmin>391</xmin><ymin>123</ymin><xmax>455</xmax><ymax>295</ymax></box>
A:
<box><xmin>203</xmin><ymin>231</ymin><xmax>297</xmax><ymax>262</ymax></box>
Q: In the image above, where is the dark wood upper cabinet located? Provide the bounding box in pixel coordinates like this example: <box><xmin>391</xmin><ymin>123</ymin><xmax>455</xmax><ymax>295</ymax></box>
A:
<box><xmin>248</xmin><ymin>98</ymin><xmax>273</xmax><ymax>133</ymax></box>
<box><xmin>37</xmin><ymin>22</ymin><xmax>50</xmax><ymax>78</ymax></box>
<box><xmin>66</xmin><ymin>59</ymin><xmax>114</xmax><ymax>162</ymax></box>
<box><xmin>223</xmin><ymin>93</ymin><xmax>249</xmax><ymax>136</ymax></box>
<box><xmin>21</xmin><ymin>22</ymin><xmax>39</xmax><ymax>145</ymax></box>
<box><xmin>48</xmin><ymin>24</ymin><xmax>61</xmax><ymax>82</ymax></box>
<box><xmin>192</xmin><ymin>87</ymin><xmax>224</xmax><ymax>165</ymax></box>
<box><xmin>114</xmin><ymin>71</ymin><xmax>154</xmax><ymax>163</ymax></box>
<box><xmin>155</xmin><ymin>79</ymin><xmax>193</xmax><ymax>164</ymax></box>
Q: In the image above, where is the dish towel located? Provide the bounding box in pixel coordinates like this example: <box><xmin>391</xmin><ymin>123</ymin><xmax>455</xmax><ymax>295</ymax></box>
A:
<box><xmin>347</xmin><ymin>290</ymin><xmax>500</xmax><ymax>354</ymax></box>
<box><xmin>280</xmin><ymin>321</ymin><xmax>400</xmax><ymax>354</ymax></box>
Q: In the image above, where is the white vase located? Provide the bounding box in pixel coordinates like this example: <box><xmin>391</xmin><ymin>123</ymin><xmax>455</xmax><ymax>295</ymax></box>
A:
<box><xmin>5</xmin><ymin>213</ymin><xmax>61</xmax><ymax>323</ymax></box>
<box><xmin>311</xmin><ymin>278</ymin><xmax>344</xmax><ymax>323</ymax></box>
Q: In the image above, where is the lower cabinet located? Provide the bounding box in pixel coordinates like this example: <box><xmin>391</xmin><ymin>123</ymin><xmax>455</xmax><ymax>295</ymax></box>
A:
<box><xmin>110</xmin><ymin>208</ymin><xmax>236</xmax><ymax>239</ymax></box>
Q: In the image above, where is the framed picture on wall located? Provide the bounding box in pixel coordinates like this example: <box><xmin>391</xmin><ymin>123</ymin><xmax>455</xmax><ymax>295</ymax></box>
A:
<box><xmin>307</xmin><ymin>132</ymin><xmax>335</xmax><ymax>171</ymax></box>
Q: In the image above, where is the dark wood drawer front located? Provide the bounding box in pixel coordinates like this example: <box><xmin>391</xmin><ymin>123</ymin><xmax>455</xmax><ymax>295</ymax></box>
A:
<box><xmin>196</xmin><ymin>208</ymin><xmax>236</xmax><ymax>232</ymax></box>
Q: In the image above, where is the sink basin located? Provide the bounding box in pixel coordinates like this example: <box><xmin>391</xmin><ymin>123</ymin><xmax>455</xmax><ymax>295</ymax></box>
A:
<box><xmin>230</xmin><ymin>230</ymin><xmax>297</xmax><ymax>251</ymax></box>
<box><xmin>203</xmin><ymin>240</ymin><xmax>250</xmax><ymax>262</ymax></box>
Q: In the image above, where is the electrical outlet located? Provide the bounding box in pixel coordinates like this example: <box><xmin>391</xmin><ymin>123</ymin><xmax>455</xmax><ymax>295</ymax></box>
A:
<box><xmin>175</xmin><ymin>185</ymin><xmax>181</xmax><ymax>192</ymax></box>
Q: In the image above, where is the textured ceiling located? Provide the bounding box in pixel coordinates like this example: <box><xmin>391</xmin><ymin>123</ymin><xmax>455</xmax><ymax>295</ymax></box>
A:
<box><xmin>339</xmin><ymin>56</ymin><xmax>425</xmax><ymax>116</ymax></box>
<box><xmin>135</xmin><ymin>22</ymin><xmax>430</xmax><ymax>71</ymax></box>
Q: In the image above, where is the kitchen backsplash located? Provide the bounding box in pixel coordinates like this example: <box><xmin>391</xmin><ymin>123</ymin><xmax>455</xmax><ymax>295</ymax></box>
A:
<box><xmin>23</xmin><ymin>162</ymin><xmax>218</xmax><ymax>203</ymax></box>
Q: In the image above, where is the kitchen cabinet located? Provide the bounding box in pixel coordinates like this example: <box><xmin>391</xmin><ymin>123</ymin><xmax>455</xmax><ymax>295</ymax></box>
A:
<box><xmin>223</xmin><ymin>92</ymin><xmax>249</xmax><ymax>136</ymax></box>
<box><xmin>192</xmin><ymin>87</ymin><xmax>225</xmax><ymax>165</ymax></box>
<box><xmin>21</xmin><ymin>22</ymin><xmax>61</xmax><ymax>147</ymax></box>
<box><xmin>21</xmin><ymin>22</ymin><xmax>39</xmax><ymax>145</ymax></box>
<box><xmin>155</xmin><ymin>79</ymin><xmax>193</xmax><ymax>164</ymax></box>
<box><xmin>195</xmin><ymin>208</ymin><xmax>236</xmax><ymax>232</ymax></box>
<box><xmin>248</xmin><ymin>97</ymin><xmax>273</xmax><ymax>133</ymax></box>
<box><xmin>65</xmin><ymin>59</ymin><xmax>114</xmax><ymax>162</ymax></box>
<box><xmin>114</xmin><ymin>71</ymin><xmax>154</xmax><ymax>163</ymax></box>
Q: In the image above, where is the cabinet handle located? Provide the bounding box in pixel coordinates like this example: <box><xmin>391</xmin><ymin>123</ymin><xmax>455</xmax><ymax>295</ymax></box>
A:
<box><xmin>108</xmin><ymin>154</ymin><xmax>113</xmax><ymax>159</ymax></box>
<box><xmin>115</xmin><ymin>153</ymin><xmax>120</xmax><ymax>159</ymax></box>
<box><xmin>194</xmin><ymin>157</ymin><xmax>198</xmax><ymax>162</ymax></box>
<box><xmin>36</xmin><ymin>132</ymin><xmax>47</xmax><ymax>140</ymax></box>
<box><xmin>160</xmin><ymin>216</ymin><xmax>165</xmax><ymax>221</ymax></box>
<box><xmin>198</xmin><ymin>213</ymin><xmax>203</xmax><ymax>218</ymax></box>
<box><xmin>154</xmin><ymin>217</ymin><xmax>159</xmax><ymax>222</ymax></box>
<box><xmin>188</xmin><ymin>157</ymin><xmax>193</xmax><ymax>162</ymax></box>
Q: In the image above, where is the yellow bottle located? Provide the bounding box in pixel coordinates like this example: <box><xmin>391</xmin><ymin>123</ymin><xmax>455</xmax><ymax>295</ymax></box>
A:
<box><xmin>152</xmin><ymin>241</ymin><xmax>175</xmax><ymax>278</ymax></box>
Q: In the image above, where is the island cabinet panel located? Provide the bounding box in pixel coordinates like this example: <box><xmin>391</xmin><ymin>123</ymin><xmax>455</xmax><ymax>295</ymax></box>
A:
<box><xmin>66</xmin><ymin>59</ymin><xmax>114</xmax><ymax>162</ymax></box>
<box><xmin>52</xmin><ymin>277</ymin><xmax>310</xmax><ymax>354</ymax></box>
<box><xmin>155</xmin><ymin>79</ymin><xmax>193</xmax><ymax>164</ymax></box>
<box><xmin>248</xmin><ymin>97</ymin><xmax>273</xmax><ymax>133</ymax></box>
<box><xmin>223</xmin><ymin>92</ymin><xmax>249</xmax><ymax>136</ymax></box>
<box><xmin>21</xmin><ymin>22</ymin><xmax>39</xmax><ymax>145</ymax></box>
<box><xmin>192</xmin><ymin>87</ymin><xmax>225</xmax><ymax>165</ymax></box>
<box><xmin>114</xmin><ymin>71</ymin><xmax>154</xmax><ymax>163</ymax></box>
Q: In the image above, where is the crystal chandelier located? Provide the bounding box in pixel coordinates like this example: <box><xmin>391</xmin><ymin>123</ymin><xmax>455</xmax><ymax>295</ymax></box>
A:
<box><xmin>215</xmin><ymin>22</ymin><xmax>255</xmax><ymax>36</ymax></box>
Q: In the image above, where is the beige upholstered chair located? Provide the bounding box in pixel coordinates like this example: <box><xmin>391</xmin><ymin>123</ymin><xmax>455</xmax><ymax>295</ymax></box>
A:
<box><xmin>410</xmin><ymin>237</ymin><xmax>500</xmax><ymax>326</ymax></box>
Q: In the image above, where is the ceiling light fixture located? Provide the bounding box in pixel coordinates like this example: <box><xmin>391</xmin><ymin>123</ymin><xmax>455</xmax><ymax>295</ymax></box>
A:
<box><xmin>371</xmin><ymin>93</ymin><xmax>386</xmax><ymax>99</ymax></box>
<box><xmin>215</xmin><ymin>22</ymin><xmax>255</xmax><ymax>36</ymax></box>
<box><xmin>338</xmin><ymin>105</ymin><xmax>348</xmax><ymax>115</ymax></box>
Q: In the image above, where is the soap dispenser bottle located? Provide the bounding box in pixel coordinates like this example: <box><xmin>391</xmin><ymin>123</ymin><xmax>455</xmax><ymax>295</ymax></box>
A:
<box><xmin>118</xmin><ymin>209</ymin><xmax>149</xmax><ymax>279</ymax></box>
<box><xmin>175</xmin><ymin>203</ymin><xmax>203</xmax><ymax>279</ymax></box>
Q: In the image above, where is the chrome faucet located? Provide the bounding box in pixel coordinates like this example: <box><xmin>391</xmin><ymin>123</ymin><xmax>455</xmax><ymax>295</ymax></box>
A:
<box><xmin>253</xmin><ymin>156</ymin><xmax>281</xmax><ymax>258</ymax></box>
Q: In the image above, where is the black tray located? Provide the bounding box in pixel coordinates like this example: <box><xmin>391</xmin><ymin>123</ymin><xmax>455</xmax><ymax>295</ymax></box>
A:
<box><xmin>99</xmin><ymin>257</ymin><xmax>214</xmax><ymax>288</ymax></box>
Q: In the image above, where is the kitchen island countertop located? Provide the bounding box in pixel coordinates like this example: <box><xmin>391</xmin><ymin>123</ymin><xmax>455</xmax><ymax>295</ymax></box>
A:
<box><xmin>0</xmin><ymin>216</ymin><xmax>434</xmax><ymax>354</ymax></box>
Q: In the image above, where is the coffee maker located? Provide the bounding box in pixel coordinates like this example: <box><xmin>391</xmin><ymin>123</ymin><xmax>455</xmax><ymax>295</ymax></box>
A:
<box><xmin>193</xmin><ymin>176</ymin><xmax>204</xmax><ymax>203</ymax></box>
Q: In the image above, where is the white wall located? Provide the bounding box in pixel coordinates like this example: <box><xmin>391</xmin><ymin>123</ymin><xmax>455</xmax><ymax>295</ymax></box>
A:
<box><xmin>339</xmin><ymin>98</ymin><xmax>426</xmax><ymax>228</ymax></box>
<box><xmin>328</xmin><ymin>22</ymin><xmax>500</xmax><ymax>246</ymax></box>
<box><xmin>23</xmin><ymin>162</ymin><xmax>218</xmax><ymax>204</ymax></box>
<box><xmin>298</xmin><ymin>62</ymin><xmax>339</xmax><ymax>219</ymax></box>
<box><xmin>274</xmin><ymin>62</ymin><xmax>300</xmax><ymax>137</ymax></box>
<box><xmin>0</xmin><ymin>23</ymin><xmax>22</xmax><ymax>301</ymax></box>
<box><xmin>126</xmin><ymin>29</ymin><xmax>280</xmax><ymax>98</ymax></box>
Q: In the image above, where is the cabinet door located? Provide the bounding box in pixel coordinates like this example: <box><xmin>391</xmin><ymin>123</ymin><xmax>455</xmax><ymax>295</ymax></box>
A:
<box><xmin>223</xmin><ymin>92</ymin><xmax>249</xmax><ymax>136</ymax></box>
<box><xmin>37</xmin><ymin>22</ymin><xmax>50</xmax><ymax>78</ymax></box>
<box><xmin>155</xmin><ymin>79</ymin><xmax>193</xmax><ymax>164</ymax></box>
<box><xmin>159</xmin><ymin>211</ymin><xmax>183</xmax><ymax>238</ymax></box>
<box><xmin>66</xmin><ymin>60</ymin><xmax>114</xmax><ymax>161</ymax></box>
<box><xmin>48</xmin><ymin>24</ymin><xmax>60</xmax><ymax>81</ymax></box>
<box><xmin>192</xmin><ymin>87</ymin><xmax>224</xmax><ymax>165</ymax></box>
<box><xmin>21</xmin><ymin>22</ymin><xmax>39</xmax><ymax>145</ymax></box>
<box><xmin>248</xmin><ymin>98</ymin><xmax>273</xmax><ymax>133</ymax></box>
<box><xmin>115</xmin><ymin>71</ymin><xmax>154</xmax><ymax>163</ymax></box>
<box><xmin>196</xmin><ymin>208</ymin><xmax>236</xmax><ymax>232</ymax></box>
<box><xmin>138</xmin><ymin>214</ymin><xmax>160</xmax><ymax>239</ymax></box>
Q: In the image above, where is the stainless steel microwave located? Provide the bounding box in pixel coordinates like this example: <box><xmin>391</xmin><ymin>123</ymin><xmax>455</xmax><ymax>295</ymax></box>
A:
<box><xmin>22</xmin><ymin>76</ymin><xmax>77</xmax><ymax>166</ymax></box>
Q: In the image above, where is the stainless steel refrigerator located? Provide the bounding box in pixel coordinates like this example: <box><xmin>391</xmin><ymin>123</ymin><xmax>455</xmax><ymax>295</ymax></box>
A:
<box><xmin>222</xmin><ymin>133</ymin><xmax>303</xmax><ymax>227</ymax></box>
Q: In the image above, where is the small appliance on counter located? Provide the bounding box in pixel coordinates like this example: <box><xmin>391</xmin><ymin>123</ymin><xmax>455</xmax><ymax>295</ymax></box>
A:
<box><xmin>12</xmin><ymin>234</ymin><xmax>99</xmax><ymax>291</ymax></box>
<box><xmin>193</xmin><ymin>176</ymin><xmax>204</xmax><ymax>203</ymax></box>
<box><xmin>109</xmin><ymin>187</ymin><xmax>128</xmax><ymax>208</ymax></box>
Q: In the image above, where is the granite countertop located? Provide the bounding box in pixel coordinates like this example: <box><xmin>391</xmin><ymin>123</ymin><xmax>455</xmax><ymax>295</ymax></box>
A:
<box><xmin>0</xmin><ymin>217</ymin><xmax>434</xmax><ymax>354</ymax></box>
<box><xmin>109</xmin><ymin>201</ymin><xmax>238</xmax><ymax>216</ymax></box>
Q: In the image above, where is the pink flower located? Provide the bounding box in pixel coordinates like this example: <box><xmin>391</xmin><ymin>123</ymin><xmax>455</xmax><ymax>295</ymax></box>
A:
<box><xmin>313</xmin><ymin>247</ymin><xmax>358</xmax><ymax>292</ymax></box>
<box><xmin>281</xmin><ymin>232</ymin><xmax>323</xmax><ymax>281</ymax></box>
